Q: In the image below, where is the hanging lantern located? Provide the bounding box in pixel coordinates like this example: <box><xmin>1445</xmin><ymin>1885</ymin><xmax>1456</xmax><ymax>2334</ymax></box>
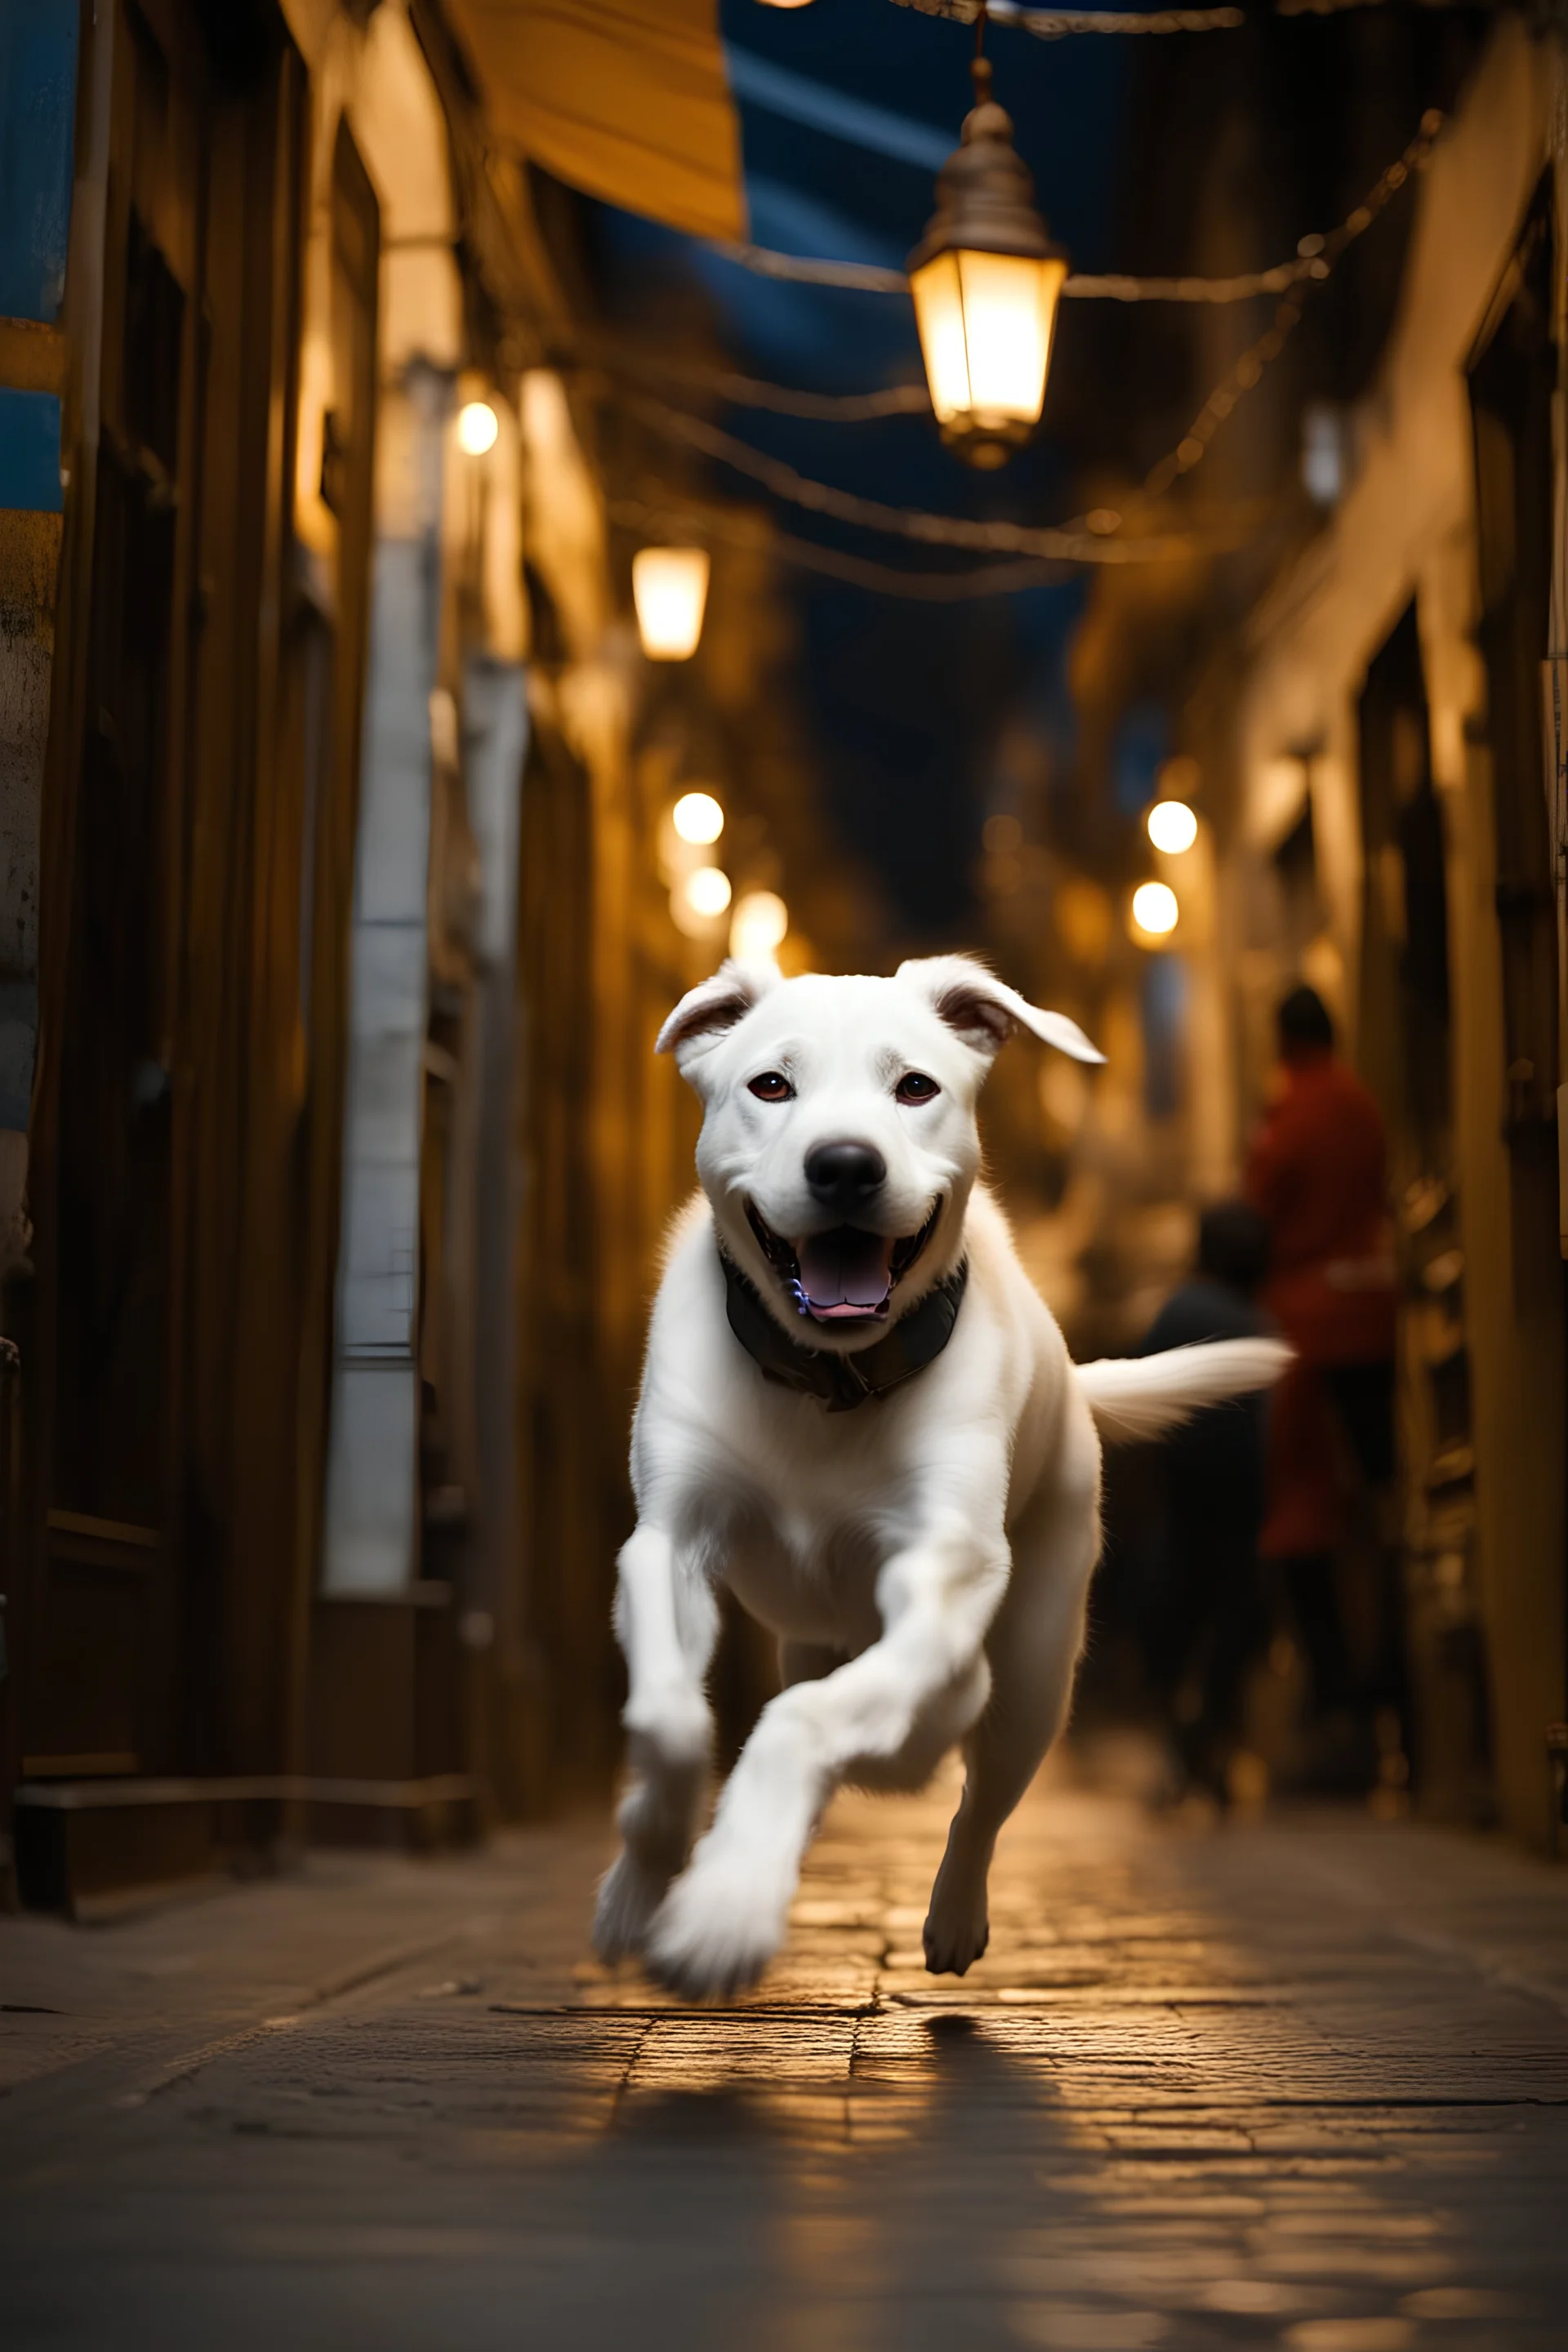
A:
<box><xmin>633</xmin><ymin>547</ymin><xmax>710</xmax><ymax>661</ymax></box>
<box><xmin>907</xmin><ymin>49</ymin><xmax>1068</xmax><ymax>470</ymax></box>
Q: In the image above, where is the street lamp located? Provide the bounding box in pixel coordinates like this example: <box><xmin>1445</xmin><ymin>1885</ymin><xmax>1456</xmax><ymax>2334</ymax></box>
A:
<box><xmin>907</xmin><ymin>29</ymin><xmax>1068</xmax><ymax>469</ymax></box>
<box><xmin>633</xmin><ymin>547</ymin><xmax>710</xmax><ymax>661</ymax></box>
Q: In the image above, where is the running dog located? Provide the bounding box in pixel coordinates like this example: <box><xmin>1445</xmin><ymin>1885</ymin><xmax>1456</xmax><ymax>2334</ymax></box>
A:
<box><xmin>593</xmin><ymin>954</ymin><xmax>1287</xmax><ymax>1998</ymax></box>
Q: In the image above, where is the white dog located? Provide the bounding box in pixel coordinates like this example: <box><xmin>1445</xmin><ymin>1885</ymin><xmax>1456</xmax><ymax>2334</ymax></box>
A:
<box><xmin>593</xmin><ymin>955</ymin><xmax>1287</xmax><ymax>1998</ymax></box>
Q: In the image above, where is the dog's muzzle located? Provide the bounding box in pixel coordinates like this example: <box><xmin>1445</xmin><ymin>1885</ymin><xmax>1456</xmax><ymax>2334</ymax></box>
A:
<box><xmin>746</xmin><ymin>1200</ymin><xmax>942</xmax><ymax>1325</ymax></box>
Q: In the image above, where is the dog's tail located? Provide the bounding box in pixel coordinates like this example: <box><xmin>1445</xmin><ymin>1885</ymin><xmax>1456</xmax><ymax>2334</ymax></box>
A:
<box><xmin>1074</xmin><ymin>1338</ymin><xmax>1291</xmax><ymax>1443</ymax></box>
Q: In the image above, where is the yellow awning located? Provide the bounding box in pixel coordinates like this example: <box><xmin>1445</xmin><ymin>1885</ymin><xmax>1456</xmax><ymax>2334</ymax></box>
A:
<box><xmin>443</xmin><ymin>0</ymin><xmax>746</xmax><ymax>243</ymax></box>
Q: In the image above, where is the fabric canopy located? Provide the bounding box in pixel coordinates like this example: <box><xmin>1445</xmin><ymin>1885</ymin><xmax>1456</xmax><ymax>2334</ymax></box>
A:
<box><xmin>443</xmin><ymin>0</ymin><xmax>746</xmax><ymax>242</ymax></box>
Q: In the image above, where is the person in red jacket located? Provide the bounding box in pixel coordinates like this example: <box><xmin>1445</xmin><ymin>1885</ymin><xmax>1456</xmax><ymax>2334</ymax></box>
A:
<box><xmin>1245</xmin><ymin>985</ymin><xmax>1403</xmax><ymax>1784</ymax></box>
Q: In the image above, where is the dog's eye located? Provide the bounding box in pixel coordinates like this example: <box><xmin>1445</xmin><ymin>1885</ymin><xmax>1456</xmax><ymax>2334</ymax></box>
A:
<box><xmin>748</xmin><ymin>1071</ymin><xmax>795</xmax><ymax>1102</ymax></box>
<box><xmin>896</xmin><ymin>1071</ymin><xmax>941</xmax><ymax>1105</ymax></box>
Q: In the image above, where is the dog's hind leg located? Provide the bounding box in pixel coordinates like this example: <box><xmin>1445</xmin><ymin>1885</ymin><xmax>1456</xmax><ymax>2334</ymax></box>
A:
<box><xmin>594</xmin><ymin>1524</ymin><xmax>719</xmax><ymax>1964</ymax></box>
<box><xmin>923</xmin><ymin>1469</ymin><xmax>1099</xmax><ymax>1977</ymax></box>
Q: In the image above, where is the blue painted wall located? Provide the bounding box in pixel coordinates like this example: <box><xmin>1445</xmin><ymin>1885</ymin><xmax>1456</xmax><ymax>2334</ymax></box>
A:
<box><xmin>0</xmin><ymin>0</ymin><xmax>79</xmax><ymax>323</ymax></box>
<box><xmin>0</xmin><ymin>387</ymin><xmax>62</xmax><ymax>510</ymax></box>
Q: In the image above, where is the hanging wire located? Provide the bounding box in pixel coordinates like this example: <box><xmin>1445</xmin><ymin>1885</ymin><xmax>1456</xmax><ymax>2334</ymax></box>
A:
<box><xmin>574</xmin><ymin>345</ymin><xmax>932</xmax><ymax>420</ymax></box>
<box><xmin>615</xmin><ymin>391</ymin><xmax>1250</xmax><ymax>560</ymax></box>
<box><xmin>706</xmin><ymin>109</ymin><xmax>1445</xmax><ymax>303</ymax></box>
<box><xmin>608</xmin><ymin>494</ymin><xmax>1078</xmax><ymax>598</ymax></box>
<box><xmin>589</xmin><ymin>102</ymin><xmax>1442</xmax><ymax>510</ymax></box>
<box><xmin>893</xmin><ymin>0</ymin><xmax>1244</xmax><ymax>30</ymax></box>
<box><xmin>889</xmin><ymin>0</ymin><xmax>1464</xmax><ymax>33</ymax></box>
<box><xmin>1134</xmin><ymin>103</ymin><xmax>1444</xmax><ymax>500</ymax></box>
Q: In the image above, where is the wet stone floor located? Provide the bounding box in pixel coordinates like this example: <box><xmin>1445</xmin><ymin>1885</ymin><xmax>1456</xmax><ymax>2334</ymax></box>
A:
<box><xmin>2</xmin><ymin>1758</ymin><xmax>1566</xmax><ymax>2351</ymax></box>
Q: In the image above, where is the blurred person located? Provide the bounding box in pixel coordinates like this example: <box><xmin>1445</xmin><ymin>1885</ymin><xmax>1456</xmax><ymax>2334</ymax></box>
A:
<box><xmin>1136</xmin><ymin>1200</ymin><xmax>1275</xmax><ymax>1802</ymax></box>
<box><xmin>1245</xmin><ymin>985</ymin><xmax>1402</xmax><ymax>1784</ymax></box>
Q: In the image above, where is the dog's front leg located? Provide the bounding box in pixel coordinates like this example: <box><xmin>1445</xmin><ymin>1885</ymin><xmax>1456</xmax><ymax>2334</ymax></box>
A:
<box><xmin>647</xmin><ymin>1501</ymin><xmax>1009</xmax><ymax>1998</ymax></box>
<box><xmin>593</xmin><ymin>1522</ymin><xmax>718</xmax><ymax>1964</ymax></box>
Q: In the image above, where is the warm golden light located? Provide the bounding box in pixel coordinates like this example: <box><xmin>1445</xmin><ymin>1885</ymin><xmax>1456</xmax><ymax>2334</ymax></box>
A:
<box><xmin>683</xmin><ymin>866</ymin><xmax>733</xmax><ymax>920</ymax></box>
<box><xmin>1130</xmin><ymin>881</ymin><xmax>1179</xmax><ymax>938</ymax></box>
<box><xmin>730</xmin><ymin>889</ymin><xmax>788</xmax><ymax>961</ymax></box>
<box><xmin>457</xmin><ymin>399</ymin><xmax>499</xmax><ymax>455</ymax></box>
<box><xmin>1147</xmin><ymin>799</ymin><xmax>1199</xmax><ymax>855</ymax></box>
<box><xmin>911</xmin><ymin>248</ymin><xmax>1067</xmax><ymax>464</ymax></box>
<box><xmin>671</xmin><ymin>791</ymin><xmax>724</xmax><ymax>846</ymax></box>
<box><xmin>633</xmin><ymin>547</ymin><xmax>710</xmax><ymax>661</ymax></box>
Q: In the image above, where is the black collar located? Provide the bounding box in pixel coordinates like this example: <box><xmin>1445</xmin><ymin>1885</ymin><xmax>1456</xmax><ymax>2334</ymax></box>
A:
<box><xmin>720</xmin><ymin>1252</ymin><xmax>969</xmax><ymax>1414</ymax></box>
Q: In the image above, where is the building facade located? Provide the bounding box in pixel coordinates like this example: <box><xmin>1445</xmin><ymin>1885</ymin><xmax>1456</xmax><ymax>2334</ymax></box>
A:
<box><xmin>1192</xmin><ymin>18</ymin><xmax>1566</xmax><ymax>1848</ymax></box>
<box><xmin>0</xmin><ymin>0</ymin><xmax>710</xmax><ymax>1912</ymax></box>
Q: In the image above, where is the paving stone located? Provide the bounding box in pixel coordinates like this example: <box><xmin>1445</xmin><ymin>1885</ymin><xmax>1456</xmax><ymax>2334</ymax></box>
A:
<box><xmin>1</xmin><ymin>1766</ymin><xmax>1566</xmax><ymax>2350</ymax></box>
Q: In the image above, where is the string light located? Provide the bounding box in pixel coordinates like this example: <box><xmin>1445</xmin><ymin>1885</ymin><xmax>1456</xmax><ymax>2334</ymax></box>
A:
<box><xmin>684</xmin><ymin>866</ymin><xmax>733</xmax><ymax>920</ymax></box>
<box><xmin>1131</xmin><ymin>881</ymin><xmax>1179</xmax><ymax>938</ymax></box>
<box><xmin>731</xmin><ymin>890</ymin><xmax>790</xmax><ymax>960</ymax></box>
<box><xmin>1147</xmin><ymin>800</ymin><xmax>1198</xmax><ymax>853</ymax></box>
<box><xmin>672</xmin><ymin>791</ymin><xmax>725</xmax><ymax>845</ymax></box>
<box><xmin>457</xmin><ymin>399</ymin><xmax>499</xmax><ymax>454</ymax></box>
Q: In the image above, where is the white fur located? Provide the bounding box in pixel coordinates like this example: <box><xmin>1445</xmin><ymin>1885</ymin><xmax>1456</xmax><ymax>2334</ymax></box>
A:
<box><xmin>595</xmin><ymin>956</ymin><xmax>1288</xmax><ymax>1998</ymax></box>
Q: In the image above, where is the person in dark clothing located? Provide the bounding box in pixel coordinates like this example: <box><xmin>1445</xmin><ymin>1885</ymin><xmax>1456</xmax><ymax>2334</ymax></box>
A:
<box><xmin>1137</xmin><ymin>1201</ymin><xmax>1275</xmax><ymax>1801</ymax></box>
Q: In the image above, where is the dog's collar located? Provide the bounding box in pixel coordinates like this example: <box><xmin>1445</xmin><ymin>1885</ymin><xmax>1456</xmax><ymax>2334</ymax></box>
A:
<box><xmin>719</xmin><ymin>1250</ymin><xmax>969</xmax><ymax>1414</ymax></box>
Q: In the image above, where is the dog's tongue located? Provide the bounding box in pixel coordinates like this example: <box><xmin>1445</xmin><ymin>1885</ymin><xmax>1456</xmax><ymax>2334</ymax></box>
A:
<box><xmin>796</xmin><ymin>1227</ymin><xmax>896</xmax><ymax>1321</ymax></box>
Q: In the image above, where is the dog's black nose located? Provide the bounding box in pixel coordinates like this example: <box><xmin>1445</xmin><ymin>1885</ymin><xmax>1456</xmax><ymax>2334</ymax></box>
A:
<box><xmin>804</xmin><ymin>1140</ymin><xmax>887</xmax><ymax>1209</ymax></box>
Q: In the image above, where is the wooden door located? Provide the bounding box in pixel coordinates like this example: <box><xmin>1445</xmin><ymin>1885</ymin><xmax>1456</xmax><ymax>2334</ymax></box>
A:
<box><xmin>26</xmin><ymin>0</ymin><xmax>322</xmax><ymax>1782</ymax></box>
<box><xmin>29</xmin><ymin>0</ymin><xmax>208</xmax><ymax>1779</ymax></box>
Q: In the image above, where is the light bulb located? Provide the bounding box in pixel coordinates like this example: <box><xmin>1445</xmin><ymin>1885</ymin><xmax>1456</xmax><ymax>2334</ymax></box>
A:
<box><xmin>683</xmin><ymin>866</ymin><xmax>733</xmax><ymax>920</ymax></box>
<box><xmin>634</xmin><ymin>548</ymin><xmax>710</xmax><ymax>661</ymax></box>
<box><xmin>1147</xmin><ymin>800</ymin><xmax>1198</xmax><ymax>854</ymax></box>
<box><xmin>730</xmin><ymin>890</ymin><xmax>788</xmax><ymax>961</ymax></box>
<box><xmin>1130</xmin><ymin>881</ymin><xmax>1179</xmax><ymax>938</ymax></box>
<box><xmin>671</xmin><ymin>791</ymin><xmax>724</xmax><ymax>846</ymax></box>
<box><xmin>457</xmin><ymin>399</ymin><xmax>499</xmax><ymax>455</ymax></box>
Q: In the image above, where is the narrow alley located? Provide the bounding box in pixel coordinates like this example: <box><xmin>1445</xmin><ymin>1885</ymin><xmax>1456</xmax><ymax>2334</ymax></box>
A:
<box><xmin>4</xmin><ymin>1764</ymin><xmax>1566</xmax><ymax>2350</ymax></box>
<box><xmin>4</xmin><ymin>0</ymin><xmax>1568</xmax><ymax>2340</ymax></box>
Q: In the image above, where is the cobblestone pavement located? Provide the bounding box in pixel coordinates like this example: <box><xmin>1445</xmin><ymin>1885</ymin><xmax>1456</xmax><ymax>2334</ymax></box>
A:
<box><xmin>2</xmin><ymin>1758</ymin><xmax>1566</xmax><ymax>2351</ymax></box>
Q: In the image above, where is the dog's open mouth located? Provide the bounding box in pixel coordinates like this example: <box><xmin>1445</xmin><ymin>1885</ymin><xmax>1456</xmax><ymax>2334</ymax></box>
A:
<box><xmin>746</xmin><ymin>1201</ymin><xmax>942</xmax><ymax>1325</ymax></box>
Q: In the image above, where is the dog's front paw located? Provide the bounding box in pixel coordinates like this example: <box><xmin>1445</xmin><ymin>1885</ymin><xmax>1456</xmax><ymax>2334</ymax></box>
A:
<box><xmin>592</xmin><ymin>1847</ymin><xmax>673</xmax><ymax>1965</ymax></box>
<box><xmin>921</xmin><ymin>1878</ymin><xmax>991</xmax><ymax>1978</ymax></box>
<box><xmin>644</xmin><ymin>1851</ymin><xmax>790</xmax><ymax>2000</ymax></box>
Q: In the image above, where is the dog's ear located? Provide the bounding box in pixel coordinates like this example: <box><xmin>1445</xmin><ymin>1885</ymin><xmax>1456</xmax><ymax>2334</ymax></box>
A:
<box><xmin>657</xmin><ymin>959</ymin><xmax>781</xmax><ymax>1079</ymax></box>
<box><xmin>897</xmin><ymin>954</ymin><xmax>1104</xmax><ymax>1067</ymax></box>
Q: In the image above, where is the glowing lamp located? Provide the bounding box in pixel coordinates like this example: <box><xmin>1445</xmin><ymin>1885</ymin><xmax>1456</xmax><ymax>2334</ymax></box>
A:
<box><xmin>633</xmin><ymin>547</ymin><xmax>710</xmax><ymax>661</ymax></box>
<box><xmin>1130</xmin><ymin>881</ymin><xmax>1179</xmax><ymax>940</ymax></box>
<box><xmin>1147</xmin><ymin>800</ymin><xmax>1198</xmax><ymax>855</ymax></box>
<box><xmin>730</xmin><ymin>889</ymin><xmax>789</xmax><ymax>962</ymax></box>
<box><xmin>457</xmin><ymin>399</ymin><xmax>499</xmax><ymax>455</ymax></box>
<box><xmin>683</xmin><ymin>866</ymin><xmax>733</xmax><ymax>920</ymax></box>
<box><xmin>907</xmin><ymin>56</ymin><xmax>1067</xmax><ymax>469</ymax></box>
<box><xmin>671</xmin><ymin>791</ymin><xmax>724</xmax><ymax>846</ymax></box>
